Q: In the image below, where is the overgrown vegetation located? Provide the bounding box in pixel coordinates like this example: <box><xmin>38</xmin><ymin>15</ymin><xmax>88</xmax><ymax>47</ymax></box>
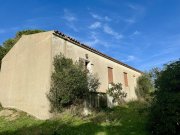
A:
<box><xmin>135</xmin><ymin>73</ymin><xmax>154</xmax><ymax>100</ymax></box>
<box><xmin>0</xmin><ymin>101</ymin><xmax>150</xmax><ymax>135</ymax></box>
<box><xmin>47</xmin><ymin>54</ymin><xmax>100</xmax><ymax>112</ymax></box>
<box><xmin>107</xmin><ymin>83</ymin><xmax>127</xmax><ymax>104</ymax></box>
<box><xmin>149</xmin><ymin>60</ymin><xmax>180</xmax><ymax>135</ymax></box>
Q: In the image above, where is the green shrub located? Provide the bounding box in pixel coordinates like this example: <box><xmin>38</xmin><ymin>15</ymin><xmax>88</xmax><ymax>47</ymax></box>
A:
<box><xmin>135</xmin><ymin>73</ymin><xmax>154</xmax><ymax>100</ymax></box>
<box><xmin>149</xmin><ymin>60</ymin><xmax>180</xmax><ymax>135</ymax></box>
<box><xmin>47</xmin><ymin>54</ymin><xmax>100</xmax><ymax>112</ymax></box>
<box><xmin>107</xmin><ymin>83</ymin><xmax>127</xmax><ymax>104</ymax></box>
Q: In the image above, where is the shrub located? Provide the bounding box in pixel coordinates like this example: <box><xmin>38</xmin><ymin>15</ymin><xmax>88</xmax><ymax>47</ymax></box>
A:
<box><xmin>149</xmin><ymin>60</ymin><xmax>180</xmax><ymax>135</ymax></box>
<box><xmin>135</xmin><ymin>73</ymin><xmax>154</xmax><ymax>100</ymax></box>
<box><xmin>107</xmin><ymin>83</ymin><xmax>127</xmax><ymax>104</ymax></box>
<box><xmin>47</xmin><ymin>54</ymin><xmax>100</xmax><ymax>112</ymax></box>
<box><xmin>88</xmin><ymin>73</ymin><xmax>100</xmax><ymax>92</ymax></box>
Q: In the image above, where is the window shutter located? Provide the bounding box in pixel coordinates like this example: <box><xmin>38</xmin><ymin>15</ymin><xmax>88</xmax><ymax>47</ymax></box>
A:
<box><xmin>108</xmin><ymin>67</ymin><xmax>113</xmax><ymax>84</ymax></box>
<box><xmin>124</xmin><ymin>72</ymin><xmax>128</xmax><ymax>87</ymax></box>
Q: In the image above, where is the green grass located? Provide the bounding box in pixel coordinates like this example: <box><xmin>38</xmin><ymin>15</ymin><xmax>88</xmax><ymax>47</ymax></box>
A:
<box><xmin>0</xmin><ymin>101</ymin><xmax>150</xmax><ymax>135</ymax></box>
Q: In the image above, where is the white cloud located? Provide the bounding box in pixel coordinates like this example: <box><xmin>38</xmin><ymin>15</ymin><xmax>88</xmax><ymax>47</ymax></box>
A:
<box><xmin>133</xmin><ymin>30</ymin><xmax>140</xmax><ymax>35</ymax></box>
<box><xmin>128</xmin><ymin>3</ymin><xmax>145</xmax><ymax>12</ymax></box>
<box><xmin>128</xmin><ymin>4</ymin><xmax>139</xmax><ymax>10</ymax></box>
<box><xmin>85</xmin><ymin>37</ymin><xmax>99</xmax><ymax>47</ymax></box>
<box><xmin>103</xmin><ymin>24</ymin><xmax>123</xmax><ymax>39</ymax></box>
<box><xmin>68</xmin><ymin>23</ymin><xmax>78</xmax><ymax>32</ymax></box>
<box><xmin>104</xmin><ymin>16</ymin><xmax>111</xmax><ymax>21</ymax></box>
<box><xmin>122</xmin><ymin>55</ymin><xmax>136</xmax><ymax>62</ymax></box>
<box><xmin>124</xmin><ymin>18</ymin><xmax>136</xmax><ymax>24</ymax></box>
<box><xmin>90</xmin><ymin>13</ymin><xmax>103</xmax><ymax>20</ymax></box>
<box><xmin>122</xmin><ymin>3</ymin><xmax>145</xmax><ymax>26</ymax></box>
<box><xmin>90</xmin><ymin>13</ymin><xmax>111</xmax><ymax>22</ymax></box>
<box><xmin>130</xmin><ymin>30</ymin><xmax>141</xmax><ymax>38</ymax></box>
<box><xmin>89</xmin><ymin>22</ymin><xmax>101</xmax><ymax>29</ymax></box>
<box><xmin>63</xmin><ymin>9</ymin><xmax>78</xmax><ymax>32</ymax></box>
<box><xmin>84</xmin><ymin>32</ymin><xmax>109</xmax><ymax>47</ymax></box>
<box><xmin>63</xmin><ymin>9</ymin><xmax>77</xmax><ymax>22</ymax></box>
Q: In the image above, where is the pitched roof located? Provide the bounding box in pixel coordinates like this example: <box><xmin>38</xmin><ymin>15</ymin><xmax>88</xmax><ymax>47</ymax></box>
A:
<box><xmin>53</xmin><ymin>30</ymin><xmax>143</xmax><ymax>74</ymax></box>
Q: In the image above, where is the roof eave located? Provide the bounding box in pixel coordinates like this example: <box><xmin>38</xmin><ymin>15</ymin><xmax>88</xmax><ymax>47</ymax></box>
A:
<box><xmin>53</xmin><ymin>30</ymin><xmax>143</xmax><ymax>74</ymax></box>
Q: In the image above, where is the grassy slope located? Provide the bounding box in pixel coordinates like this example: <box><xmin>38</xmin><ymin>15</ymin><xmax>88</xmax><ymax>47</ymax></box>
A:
<box><xmin>0</xmin><ymin>101</ymin><xmax>150</xmax><ymax>135</ymax></box>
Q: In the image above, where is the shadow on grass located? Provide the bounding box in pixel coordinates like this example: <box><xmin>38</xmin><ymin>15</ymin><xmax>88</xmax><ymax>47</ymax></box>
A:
<box><xmin>0</xmin><ymin>120</ymin><xmax>126</xmax><ymax>135</ymax></box>
<box><xmin>0</xmin><ymin>101</ymin><xmax>150</xmax><ymax>135</ymax></box>
<box><xmin>0</xmin><ymin>116</ymin><xmax>149</xmax><ymax>135</ymax></box>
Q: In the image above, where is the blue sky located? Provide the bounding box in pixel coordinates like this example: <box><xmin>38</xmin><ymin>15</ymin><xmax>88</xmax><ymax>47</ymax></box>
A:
<box><xmin>0</xmin><ymin>0</ymin><xmax>180</xmax><ymax>71</ymax></box>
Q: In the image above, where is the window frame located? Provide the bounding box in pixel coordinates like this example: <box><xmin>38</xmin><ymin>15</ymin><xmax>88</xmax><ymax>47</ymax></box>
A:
<box><xmin>123</xmin><ymin>72</ymin><xmax>128</xmax><ymax>87</ymax></box>
<box><xmin>108</xmin><ymin>67</ymin><xmax>113</xmax><ymax>84</ymax></box>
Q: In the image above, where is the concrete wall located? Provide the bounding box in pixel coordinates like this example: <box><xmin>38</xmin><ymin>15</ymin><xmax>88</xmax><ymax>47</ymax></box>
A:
<box><xmin>0</xmin><ymin>31</ymin><xmax>53</xmax><ymax>119</ymax></box>
<box><xmin>52</xmin><ymin>34</ymin><xmax>141</xmax><ymax>101</ymax></box>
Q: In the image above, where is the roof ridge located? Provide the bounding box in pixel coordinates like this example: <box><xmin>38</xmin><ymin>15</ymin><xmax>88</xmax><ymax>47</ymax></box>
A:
<box><xmin>53</xmin><ymin>30</ymin><xmax>143</xmax><ymax>74</ymax></box>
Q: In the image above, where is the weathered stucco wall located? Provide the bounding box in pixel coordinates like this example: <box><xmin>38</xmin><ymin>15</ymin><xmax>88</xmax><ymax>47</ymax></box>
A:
<box><xmin>0</xmin><ymin>31</ymin><xmax>53</xmax><ymax>119</ymax></box>
<box><xmin>52</xmin><ymin>34</ymin><xmax>141</xmax><ymax>101</ymax></box>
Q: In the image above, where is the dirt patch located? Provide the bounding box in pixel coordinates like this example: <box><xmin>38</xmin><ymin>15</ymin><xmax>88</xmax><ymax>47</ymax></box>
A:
<box><xmin>5</xmin><ymin>112</ymin><xmax>20</xmax><ymax>121</ymax></box>
<box><xmin>0</xmin><ymin>109</ymin><xmax>20</xmax><ymax>121</ymax></box>
<box><xmin>0</xmin><ymin>109</ymin><xmax>14</xmax><ymax>117</ymax></box>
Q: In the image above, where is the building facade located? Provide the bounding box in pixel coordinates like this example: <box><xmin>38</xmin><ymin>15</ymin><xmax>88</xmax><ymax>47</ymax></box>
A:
<box><xmin>0</xmin><ymin>31</ymin><xmax>142</xmax><ymax>119</ymax></box>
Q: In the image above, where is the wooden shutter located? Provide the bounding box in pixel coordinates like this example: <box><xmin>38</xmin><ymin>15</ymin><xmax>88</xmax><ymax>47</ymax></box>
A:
<box><xmin>108</xmin><ymin>67</ymin><xmax>113</xmax><ymax>84</ymax></box>
<box><xmin>124</xmin><ymin>72</ymin><xmax>128</xmax><ymax>87</ymax></box>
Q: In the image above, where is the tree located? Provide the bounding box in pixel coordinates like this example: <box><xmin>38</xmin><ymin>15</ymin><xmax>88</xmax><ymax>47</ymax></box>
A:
<box><xmin>0</xmin><ymin>46</ymin><xmax>6</xmax><ymax>69</ymax></box>
<box><xmin>149</xmin><ymin>60</ymin><xmax>180</xmax><ymax>135</ymax></box>
<box><xmin>47</xmin><ymin>54</ymin><xmax>100</xmax><ymax>112</ymax></box>
<box><xmin>107</xmin><ymin>83</ymin><xmax>127</xmax><ymax>104</ymax></box>
<box><xmin>135</xmin><ymin>73</ymin><xmax>154</xmax><ymax>100</ymax></box>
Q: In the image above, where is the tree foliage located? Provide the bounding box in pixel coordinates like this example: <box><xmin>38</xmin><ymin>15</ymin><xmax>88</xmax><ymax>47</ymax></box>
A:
<box><xmin>149</xmin><ymin>60</ymin><xmax>180</xmax><ymax>135</ymax></box>
<box><xmin>88</xmin><ymin>73</ymin><xmax>100</xmax><ymax>92</ymax></box>
<box><xmin>107</xmin><ymin>83</ymin><xmax>127</xmax><ymax>104</ymax></box>
<box><xmin>47</xmin><ymin>54</ymin><xmax>100</xmax><ymax>112</ymax></box>
<box><xmin>0</xmin><ymin>46</ymin><xmax>6</xmax><ymax>62</ymax></box>
<box><xmin>135</xmin><ymin>73</ymin><xmax>154</xmax><ymax>100</ymax></box>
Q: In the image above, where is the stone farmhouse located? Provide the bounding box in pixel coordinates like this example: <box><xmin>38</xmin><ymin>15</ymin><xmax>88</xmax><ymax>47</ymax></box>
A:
<box><xmin>0</xmin><ymin>31</ymin><xmax>142</xmax><ymax>119</ymax></box>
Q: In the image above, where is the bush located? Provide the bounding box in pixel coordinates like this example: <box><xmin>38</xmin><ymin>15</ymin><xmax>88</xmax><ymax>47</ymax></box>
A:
<box><xmin>47</xmin><ymin>54</ymin><xmax>100</xmax><ymax>112</ymax></box>
<box><xmin>135</xmin><ymin>73</ymin><xmax>154</xmax><ymax>100</ymax></box>
<box><xmin>149</xmin><ymin>60</ymin><xmax>180</xmax><ymax>135</ymax></box>
<box><xmin>107</xmin><ymin>83</ymin><xmax>127</xmax><ymax>104</ymax></box>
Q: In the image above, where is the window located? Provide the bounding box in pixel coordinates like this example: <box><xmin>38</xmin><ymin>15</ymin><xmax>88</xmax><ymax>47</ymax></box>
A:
<box><xmin>79</xmin><ymin>58</ymin><xmax>89</xmax><ymax>72</ymax></box>
<box><xmin>124</xmin><ymin>72</ymin><xmax>128</xmax><ymax>87</ymax></box>
<box><xmin>108</xmin><ymin>67</ymin><xmax>113</xmax><ymax>84</ymax></box>
<box><xmin>85</xmin><ymin>61</ymin><xmax>89</xmax><ymax>70</ymax></box>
